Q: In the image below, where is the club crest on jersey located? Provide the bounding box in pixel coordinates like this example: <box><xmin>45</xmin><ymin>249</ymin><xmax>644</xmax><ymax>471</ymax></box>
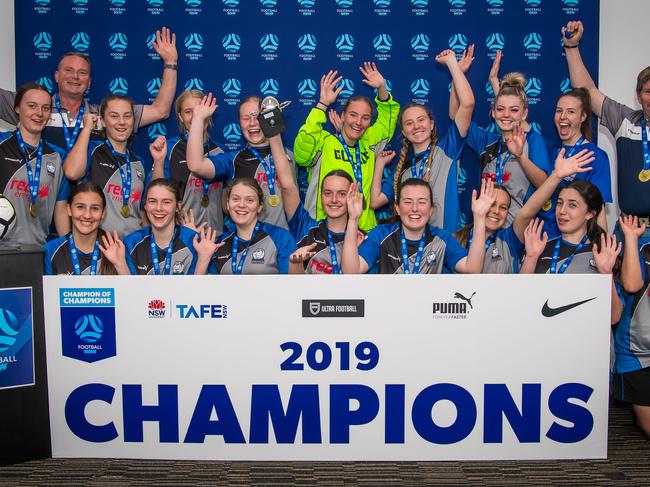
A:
<box><xmin>172</xmin><ymin>261</ymin><xmax>185</xmax><ymax>274</ymax></box>
<box><xmin>251</xmin><ymin>248</ymin><xmax>265</xmax><ymax>263</ymax></box>
<box><xmin>136</xmin><ymin>169</ymin><xmax>144</xmax><ymax>180</ymax></box>
<box><xmin>491</xmin><ymin>247</ymin><xmax>501</xmax><ymax>260</ymax></box>
<box><xmin>589</xmin><ymin>258</ymin><xmax>597</xmax><ymax>269</ymax></box>
<box><xmin>426</xmin><ymin>251</ymin><xmax>437</xmax><ymax>264</ymax></box>
<box><xmin>46</xmin><ymin>162</ymin><xmax>56</xmax><ymax>175</ymax></box>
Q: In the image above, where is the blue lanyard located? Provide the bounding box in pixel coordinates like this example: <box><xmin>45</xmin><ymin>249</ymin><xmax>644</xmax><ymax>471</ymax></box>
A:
<box><xmin>469</xmin><ymin>229</ymin><xmax>496</xmax><ymax>251</ymax></box>
<box><xmin>411</xmin><ymin>146</ymin><xmax>431</xmax><ymax>179</ymax></box>
<box><xmin>549</xmin><ymin>234</ymin><xmax>588</xmax><ymax>274</ymax></box>
<box><xmin>642</xmin><ymin>117</ymin><xmax>650</xmax><ymax>171</ymax></box>
<box><xmin>400</xmin><ymin>226</ymin><xmax>427</xmax><ymax>274</ymax></box>
<box><xmin>495</xmin><ymin>139</ymin><xmax>510</xmax><ymax>185</ymax></box>
<box><xmin>105</xmin><ymin>139</ymin><xmax>132</xmax><ymax>207</ymax></box>
<box><xmin>68</xmin><ymin>233</ymin><xmax>99</xmax><ymax>275</ymax></box>
<box><xmin>337</xmin><ymin>134</ymin><xmax>363</xmax><ymax>190</ymax></box>
<box><xmin>248</xmin><ymin>146</ymin><xmax>276</xmax><ymax>195</ymax></box>
<box><xmin>231</xmin><ymin>222</ymin><xmax>260</xmax><ymax>275</ymax></box>
<box><xmin>564</xmin><ymin>135</ymin><xmax>586</xmax><ymax>158</ymax></box>
<box><xmin>15</xmin><ymin>130</ymin><xmax>43</xmax><ymax>208</ymax></box>
<box><xmin>326</xmin><ymin>230</ymin><xmax>341</xmax><ymax>274</ymax></box>
<box><xmin>150</xmin><ymin>227</ymin><xmax>176</xmax><ymax>275</ymax></box>
<box><xmin>55</xmin><ymin>96</ymin><xmax>85</xmax><ymax>152</ymax></box>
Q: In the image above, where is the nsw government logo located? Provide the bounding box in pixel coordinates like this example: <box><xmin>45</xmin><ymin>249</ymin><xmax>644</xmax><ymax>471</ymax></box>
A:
<box><xmin>486</xmin><ymin>0</ymin><xmax>504</xmax><ymax>15</ymax></box>
<box><xmin>260</xmin><ymin>0</ymin><xmax>277</xmax><ymax>16</ymax></box>
<box><xmin>373</xmin><ymin>0</ymin><xmax>391</xmax><ymax>16</ymax></box>
<box><xmin>185</xmin><ymin>0</ymin><xmax>202</xmax><ymax>15</ymax></box>
<box><xmin>222</xmin><ymin>0</ymin><xmax>239</xmax><ymax>15</ymax></box>
<box><xmin>34</xmin><ymin>0</ymin><xmax>51</xmax><ymax>14</ymax></box>
<box><xmin>411</xmin><ymin>34</ymin><xmax>430</xmax><ymax>61</ymax></box>
<box><xmin>222</xmin><ymin>33</ymin><xmax>241</xmax><ymax>61</ymax></box>
<box><xmin>260</xmin><ymin>34</ymin><xmax>279</xmax><ymax>61</ymax></box>
<box><xmin>336</xmin><ymin>0</ymin><xmax>354</xmax><ymax>16</ymax></box>
<box><xmin>147</xmin><ymin>299</ymin><xmax>167</xmax><ymax>318</ymax></box>
<box><xmin>71</xmin><ymin>32</ymin><xmax>90</xmax><ymax>52</ymax></box>
<box><xmin>411</xmin><ymin>0</ymin><xmax>429</xmax><ymax>16</ymax></box>
<box><xmin>525</xmin><ymin>0</ymin><xmax>542</xmax><ymax>15</ymax></box>
<box><xmin>71</xmin><ymin>0</ymin><xmax>88</xmax><ymax>15</ymax></box>
<box><xmin>373</xmin><ymin>34</ymin><xmax>392</xmax><ymax>61</ymax></box>
<box><xmin>302</xmin><ymin>299</ymin><xmax>364</xmax><ymax>318</ymax></box>
<box><xmin>298</xmin><ymin>34</ymin><xmax>317</xmax><ymax>61</ymax></box>
<box><xmin>109</xmin><ymin>0</ymin><xmax>127</xmax><ymax>15</ymax></box>
<box><xmin>146</xmin><ymin>33</ymin><xmax>160</xmax><ymax>61</ymax></box>
<box><xmin>108</xmin><ymin>33</ymin><xmax>128</xmax><ymax>60</ymax></box>
<box><xmin>185</xmin><ymin>33</ymin><xmax>204</xmax><ymax>61</ymax></box>
<box><xmin>222</xmin><ymin>78</ymin><xmax>242</xmax><ymax>106</ymax></box>
<box><xmin>336</xmin><ymin>34</ymin><xmax>355</xmax><ymax>62</ymax></box>
<box><xmin>33</xmin><ymin>32</ymin><xmax>52</xmax><ymax>60</ymax></box>
<box><xmin>411</xmin><ymin>78</ymin><xmax>430</xmax><ymax>103</ymax></box>
<box><xmin>298</xmin><ymin>0</ymin><xmax>316</xmax><ymax>16</ymax></box>
<box><xmin>0</xmin><ymin>288</ymin><xmax>35</xmax><ymax>390</ymax></box>
<box><xmin>523</xmin><ymin>33</ymin><xmax>543</xmax><ymax>60</ymax></box>
<box><xmin>449</xmin><ymin>0</ymin><xmax>466</xmax><ymax>15</ymax></box>
<box><xmin>432</xmin><ymin>291</ymin><xmax>476</xmax><ymax>320</ymax></box>
<box><xmin>147</xmin><ymin>0</ymin><xmax>164</xmax><ymax>15</ymax></box>
<box><xmin>60</xmin><ymin>288</ymin><xmax>116</xmax><ymax>363</ymax></box>
<box><xmin>298</xmin><ymin>79</ymin><xmax>317</xmax><ymax>106</ymax></box>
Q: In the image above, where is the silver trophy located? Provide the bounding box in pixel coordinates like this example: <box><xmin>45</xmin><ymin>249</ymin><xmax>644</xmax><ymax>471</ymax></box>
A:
<box><xmin>257</xmin><ymin>96</ymin><xmax>291</xmax><ymax>137</ymax></box>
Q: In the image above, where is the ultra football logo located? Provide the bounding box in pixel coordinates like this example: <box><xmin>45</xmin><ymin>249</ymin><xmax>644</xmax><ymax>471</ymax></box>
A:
<box><xmin>60</xmin><ymin>288</ymin><xmax>116</xmax><ymax>363</ymax></box>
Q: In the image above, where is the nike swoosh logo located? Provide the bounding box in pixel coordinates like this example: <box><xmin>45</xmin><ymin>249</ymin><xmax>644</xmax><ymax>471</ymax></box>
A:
<box><xmin>541</xmin><ymin>297</ymin><xmax>596</xmax><ymax>317</ymax></box>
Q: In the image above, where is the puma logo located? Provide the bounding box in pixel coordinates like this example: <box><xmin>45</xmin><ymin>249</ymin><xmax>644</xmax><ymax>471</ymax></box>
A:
<box><xmin>454</xmin><ymin>292</ymin><xmax>476</xmax><ymax>309</ymax></box>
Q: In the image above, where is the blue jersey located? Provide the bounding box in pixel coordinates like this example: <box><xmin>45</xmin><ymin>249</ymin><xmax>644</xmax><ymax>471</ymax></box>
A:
<box><xmin>44</xmin><ymin>234</ymin><xmax>103</xmax><ymax>275</ymax></box>
<box><xmin>123</xmin><ymin>225</ymin><xmax>198</xmax><ymax>275</ymax></box>
<box><xmin>359</xmin><ymin>222</ymin><xmax>467</xmax><ymax>274</ymax></box>
<box><xmin>533</xmin><ymin>236</ymin><xmax>598</xmax><ymax>274</ymax></box>
<box><xmin>465</xmin><ymin>122</ymin><xmax>551</xmax><ymax>226</ymax></box>
<box><xmin>539</xmin><ymin>140</ymin><xmax>612</xmax><ymax>238</ymax></box>
<box><xmin>477</xmin><ymin>225</ymin><xmax>524</xmax><ymax>274</ymax></box>
<box><xmin>614</xmin><ymin>239</ymin><xmax>650</xmax><ymax>373</ymax></box>
<box><xmin>211</xmin><ymin>221</ymin><xmax>296</xmax><ymax>274</ymax></box>
<box><xmin>382</xmin><ymin>122</ymin><xmax>465</xmax><ymax>232</ymax></box>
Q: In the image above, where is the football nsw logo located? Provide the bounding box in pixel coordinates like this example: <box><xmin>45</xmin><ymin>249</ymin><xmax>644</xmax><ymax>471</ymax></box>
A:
<box><xmin>336</xmin><ymin>79</ymin><xmax>355</xmax><ymax>100</ymax></box>
<box><xmin>298</xmin><ymin>79</ymin><xmax>317</xmax><ymax>105</ymax></box>
<box><xmin>523</xmin><ymin>33</ymin><xmax>543</xmax><ymax>59</ymax></box>
<box><xmin>336</xmin><ymin>34</ymin><xmax>354</xmax><ymax>61</ymax></box>
<box><xmin>448</xmin><ymin>33</ymin><xmax>468</xmax><ymax>54</ymax></box>
<box><xmin>184</xmin><ymin>78</ymin><xmax>204</xmax><ymax>91</ymax></box>
<box><xmin>109</xmin><ymin>33</ymin><xmax>128</xmax><ymax>59</ymax></box>
<box><xmin>147</xmin><ymin>123</ymin><xmax>167</xmax><ymax>141</ymax></box>
<box><xmin>33</xmin><ymin>32</ymin><xmax>52</xmax><ymax>59</ymax></box>
<box><xmin>222</xmin><ymin>78</ymin><xmax>242</xmax><ymax>105</ymax></box>
<box><xmin>411</xmin><ymin>78</ymin><xmax>430</xmax><ymax>101</ymax></box>
<box><xmin>60</xmin><ymin>288</ymin><xmax>116</xmax><ymax>363</ymax></box>
<box><xmin>373</xmin><ymin>34</ymin><xmax>392</xmax><ymax>61</ymax></box>
<box><xmin>260</xmin><ymin>78</ymin><xmax>279</xmax><ymax>96</ymax></box>
<box><xmin>223</xmin><ymin>33</ymin><xmax>241</xmax><ymax>60</ymax></box>
<box><xmin>223</xmin><ymin>123</ymin><xmax>242</xmax><ymax>143</ymax></box>
<box><xmin>70</xmin><ymin>32</ymin><xmax>90</xmax><ymax>52</ymax></box>
<box><xmin>0</xmin><ymin>288</ymin><xmax>35</xmax><ymax>389</ymax></box>
<box><xmin>109</xmin><ymin>78</ymin><xmax>128</xmax><ymax>95</ymax></box>
<box><xmin>411</xmin><ymin>0</ymin><xmax>429</xmax><ymax>15</ymax></box>
<box><xmin>298</xmin><ymin>34</ymin><xmax>317</xmax><ymax>61</ymax></box>
<box><xmin>185</xmin><ymin>33</ymin><xmax>204</xmax><ymax>60</ymax></box>
<box><xmin>260</xmin><ymin>34</ymin><xmax>279</xmax><ymax>60</ymax></box>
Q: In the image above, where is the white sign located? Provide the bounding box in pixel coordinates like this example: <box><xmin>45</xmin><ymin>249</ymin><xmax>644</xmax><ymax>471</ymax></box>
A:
<box><xmin>43</xmin><ymin>274</ymin><xmax>611</xmax><ymax>461</ymax></box>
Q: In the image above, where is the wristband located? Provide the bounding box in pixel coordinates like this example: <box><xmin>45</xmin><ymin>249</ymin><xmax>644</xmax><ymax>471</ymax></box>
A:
<box><xmin>164</xmin><ymin>63</ymin><xmax>178</xmax><ymax>70</ymax></box>
<box><xmin>563</xmin><ymin>44</ymin><xmax>579</xmax><ymax>49</ymax></box>
<box><xmin>316</xmin><ymin>101</ymin><xmax>329</xmax><ymax>111</ymax></box>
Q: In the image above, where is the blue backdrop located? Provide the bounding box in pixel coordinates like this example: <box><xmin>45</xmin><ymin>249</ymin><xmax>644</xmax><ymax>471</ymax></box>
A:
<box><xmin>15</xmin><ymin>0</ymin><xmax>599</xmax><ymax>224</ymax></box>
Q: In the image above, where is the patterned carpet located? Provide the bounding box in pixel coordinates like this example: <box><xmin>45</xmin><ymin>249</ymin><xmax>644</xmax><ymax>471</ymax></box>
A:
<box><xmin>1</xmin><ymin>401</ymin><xmax>649</xmax><ymax>486</ymax></box>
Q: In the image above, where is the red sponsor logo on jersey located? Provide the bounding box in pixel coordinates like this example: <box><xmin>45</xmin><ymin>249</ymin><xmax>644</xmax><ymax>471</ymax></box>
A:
<box><xmin>9</xmin><ymin>180</ymin><xmax>50</xmax><ymax>199</ymax></box>
<box><xmin>106</xmin><ymin>184</ymin><xmax>141</xmax><ymax>203</ymax></box>
<box><xmin>482</xmin><ymin>171</ymin><xmax>511</xmax><ymax>184</ymax></box>
<box><xmin>255</xmin><ymin>172</ymin><xmax>279</xmax><ymax>189</ymax></box>
<box><xmin>308</xmin><ymin>259</ymin><xmax>333</xmax><ymax>274</ymax></box>
<box><xmin>188</xmin><ymin>178</ymin><xmax>222</xmax><ymax>190</ymax></box>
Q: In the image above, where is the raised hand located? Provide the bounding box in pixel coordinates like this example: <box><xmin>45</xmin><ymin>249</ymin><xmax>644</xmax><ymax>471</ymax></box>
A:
<box><xmin>289</xmin><ymin>242</ymin><xmax>318</xmax><ymax>264</ymax></box>
<box><xmin>524</xmin><ymin>218</ymin><xmax>548</xmax><ymax>259</ymax></box>
<box><xmin>319</xmin><ymin>70</ymin><xmax>343</xmax><ymax>106</ymax></box>
<box><xmin>149</xmin><ymin>135</ymin><xmax>167</xmax><ymax>162</ymax></box>
<box><xmin>179</xmin><ymin>208</ymin><xmax>206</xmax><ymax>233</ymax></box>
<box><xmin>504</xmin><ymin>123</ymin><xmax>526</xmax><ymax>158</ymax></box>
<box><xmin>471</xmin><ymin>177</ymin><xmax>497</xmax><ymax>219</ymax></box>
<box><xmin>346</xmin><ymin>181</ymin><xmax>363</xmax><ymax>222</ymax></box>
<box><xmin>328</xmin><ymin>109</ymin><xmax>343</xmax><ymax>133</ymax></box>
<box><xmin>359</xmin><ymin>62</ymin><xmax>385</xmax><ymax>89</ymax></box>
<box><xmin>99</xmin><ymin>230</ymin><xmax>127</xmax><ymax>268</ymax></box>
<box><xmin>152</xmin><ymin>26</ymin><xmax>178</xmax><ymax>64</ymax></box>
<box><xmin>554</xmin><ymin>147</ymin><xmax>594</xmax><ymax>179</ymax></box>
<box><xmin>82</xmin><ymin>113</ymin><xmax>98</xmax><ymax>131</ymax></box>
<box><xmin>375</xmin><ymin>150</ymin><xmax>395</xmax><ymax>170</ymax></box>
<box><xmin>457</xmin><ymin>44</ymin><xmax>475</xmax><ymax>73</ymax></box>
<box><xmin>488</xmin><ymin>50</ymin><xmax>503</xmax><ymax>88</ymax></box>
<box><xmin>593</xmin><ymin>233</ymin><xmax>622</xmax><ymax>274</ymax></box>
<box><xmin>435</xmin><ymin>49</ymin><xmax>458</xmax><ymax>67</ymax></box>
<box><xmin>562</xmin><ymin>20</ymin><xmax>584</xmax><ymax>47</ymax></box>
<box><xmin>193</xmin><ymin>226</ymin><xmax>222</xmax><ymax>261</ymax></box>
<box><xmin>193</xmin><ymin>93</ymin><xmax>218</xmax><ymax>122</ymax></box>
<box><xmin>619</xmin><ymin>215</ymin><xmax>647</xmax><ymax>240</ymax></box>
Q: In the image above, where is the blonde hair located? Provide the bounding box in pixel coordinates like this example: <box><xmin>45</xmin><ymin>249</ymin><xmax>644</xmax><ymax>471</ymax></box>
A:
<box><xmin>495</xmin><ymin>72</ymin><xmax>528</xmax><ymax>111</ymax></box>
<box><xmin>175</xmin><ymin>89</ymin><xmax>211</xmax><ymax>135</ymax></box>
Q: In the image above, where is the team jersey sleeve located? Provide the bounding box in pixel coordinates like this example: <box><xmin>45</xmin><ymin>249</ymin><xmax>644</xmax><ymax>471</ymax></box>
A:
<box><xmin>381</xmin><ymin>165</ymin><xmax>395</xmax><ymax>203</ymax></box>
<box><xmin>600</xmin><ymin>97</ymin><xmax>637</xmax><ymax>138</ymax></box>
<box><xmin>293</xmin><ymin>108</ymin><xmax>329</xmax><ymax>167</ymax></box>
<box><xmin>501</xmin><ymin>225</ymin><xmax>525</xmax><ymax>260</ymax></box>
<box><xmin>288</xmin><ymin>202</ymin><xmax>318</xmax><ymax>242</ymax></box>
<box><xmin>464</xmin><ymin>121</ymin><xmax>495</xmax><ymax>156</ymax></box>
<box><xmin>274</xmin><ymin>228</ymin><xmax>297</xmax><ymax>274</ymax></box>
<box><xmin>43</xmin><ymin>241</ymin><xmax>55</xmax><ymax>275</ymax></box>
<box><xmin>437</xmin><ymin>228</ymin><xmax>468</xmax><ymax>272</ymax></box>
<box><xmin>0</xmin><ymin>89</ymin><xmax>17</xmax><ymax>125</ymax></box>
<box><xmin>85</xmin><ymin>140</ymin><xmax>103</xmax><ymax>176</ymax></box>
<box><xmin>362</xmin><ymin>94</ymin><xmax>401</xmax><ymax>146</ymax></box>
<box><xmin>357</xmin><ymin>226</ymin><xmax>383</xmax><ymax>270</ymax></box>
<box><xmin>438</xmin><ymin>120</ymin><xmax>466</xmax><ymax>161</ymax></box>
<box><xmin>48</xmin><ymin>144</ymin><xmax>71</xmax><ymax>201</ymax></box>
<box><xmin>207</xmin><ymin>151</ymin><xmax>235</xmax><ymax>182</ymax></box>
<box><xmin>588</xmin><ymin>147</ymin><xmax>613</xmax><ymax>203</ymax></box>
<box><xmin>526</xmin><ymin>132</ymin><xmax>552</xmax><ymax>174</ymax></box>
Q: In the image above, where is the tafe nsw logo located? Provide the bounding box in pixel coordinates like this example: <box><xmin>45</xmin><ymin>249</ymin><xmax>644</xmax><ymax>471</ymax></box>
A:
<box><xmin>60</xmin><ymin>288</ymin><xmax>116</xmax><ymax>363</ymax></box>
<box><xmin>71</xmin><ymin>32</ymin><xmax>90</xmax><ymax>51</ymax></box>
<box><xmin>147</xmin><ymin>299</ymin><xmax>167</xmax><ymax>318</ymax></box>
<box><xmin>302</xmin><ymin>299</ymin><xmax>365</xmax><ymax>318</ymax></box>
<box><xmin>433</xmin><ymin>291</ymin><xmax>476</xmax><ymax>319</ymax></box>
<box><xmin>176</xmin><ymin>304</ymin><xmax>228</xmax><ymax>319</ymax></box>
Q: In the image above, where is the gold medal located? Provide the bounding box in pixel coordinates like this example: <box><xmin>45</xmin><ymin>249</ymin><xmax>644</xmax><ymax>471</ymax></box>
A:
<box><xmin>268</xmin><ymin>194</ymin><xmax>279</xmax><ymax>207</ymax></box>
<box><xmin>638</xmin><ymin>169</ymin><xmax>650</xmax><ymax>182</ymax></box>
<box><xmin>200</xmin><ymin>195</ymin><xmax>209</xmax><ymax>208</ymax></box>
<box><xmin>542</xmin><ymin>199</ymin><xmax>552</xmax><ymax>212</ymax></box>
<box><xmin>120</xmin><ymin>204</ymin><xmax>131</xmax><ymax>218</ymax></box>
<box><xmin>29</xmin><ymin>203</ymin><xmax>38</xmax><ymax>218</ymax></box>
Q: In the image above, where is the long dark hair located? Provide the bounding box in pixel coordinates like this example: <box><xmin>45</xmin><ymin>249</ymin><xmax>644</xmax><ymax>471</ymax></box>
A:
<box><xmin>558</xmin><ymin>180</ymin><xmax>605</xmax><ymax>244</ymax></box>
<box><xmin>14</xmin><ymin>82</ymin><xmax>51</xmax><ymax>110</ymax></box>
<box><xmin>99</xmin><ymin>94</ymin><xmax>135</xmax><ymax>145</ymax></box>
<box><xmin>454</xmin><ymin>185</ymin><xmax>511</xmax><ymax>248</ymax></box>
<box><xmin>557</xmin><ymin>88</ymin><xmax>592</xmax><ymax>141</ymax></box>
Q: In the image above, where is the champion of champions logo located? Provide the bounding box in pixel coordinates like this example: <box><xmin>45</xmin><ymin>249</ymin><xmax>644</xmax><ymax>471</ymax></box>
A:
<box><xmin>432</xmin><ymin>292</ymin><xmax>476</xmax><ymax>319</ymax></box>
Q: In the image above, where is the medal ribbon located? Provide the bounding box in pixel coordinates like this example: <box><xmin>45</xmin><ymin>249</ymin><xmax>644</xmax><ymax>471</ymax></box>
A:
<box><xmin>150</xmin><ymin>227</ymin><xmax>176</xmax><ymax>276</ymax></box>
<box><xmin>400</xmin><ymin>226</ymin><xmax>427</xmax><ymax>274</ymax></box>
<box><xmin>469</xmin><ymin>228</ymin><xmax>496</xmax><ymax>251</ymax></box>
<box><xmin>549</xmin><ymin>234</ymin><xmax>588</xmax><ymax>274</ymax></box>
<box><xmin>68</xmin><ymin>233</ymin><xmax>99</xmax><ymax>275</ymax></box>
<box><xmin>642</xmin><ymin>117</ymin><xmax>650</xmax><ymax>172</ymax></box>
<box><xmin>15</xmin><ymin>130</ymin><xmax>43</xmax><ymax>210</ymax></box>
<box><xmin>55</xmin><ymin>96</ymin><xmax>85</xmax><ymax>152</ymax></box>
<box><xmin>337</xmin><ymin>134</ymin><xmax>363</xmax><ymax>192</ymax></box>
<box><xmin>326</xmin><ymin>230</ymin><xmax>342</xmax><ymax>274</ymax></box>
<box><xmin>105</xmin><ymin>139</ymin><xmax>132</xmax><ymax>209</ymax></box>
<box><xmin>495</xmin><ymin>139</ymin><xmax>510</xmax><ymax>186</ymax></box>
<box><xmin>410</xmin><ymin>146</ymin><xmax>432</xmax><ymax>180</ymax></box>
<box><xmin>248</xmin><ymin>146</ymin><xmax>276</xmax><ymax>196</ymax></box>
<box><xmin>231</xmin><ymin>222</ymin><xmax>260</xmax><ymax>275</ymax></box>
